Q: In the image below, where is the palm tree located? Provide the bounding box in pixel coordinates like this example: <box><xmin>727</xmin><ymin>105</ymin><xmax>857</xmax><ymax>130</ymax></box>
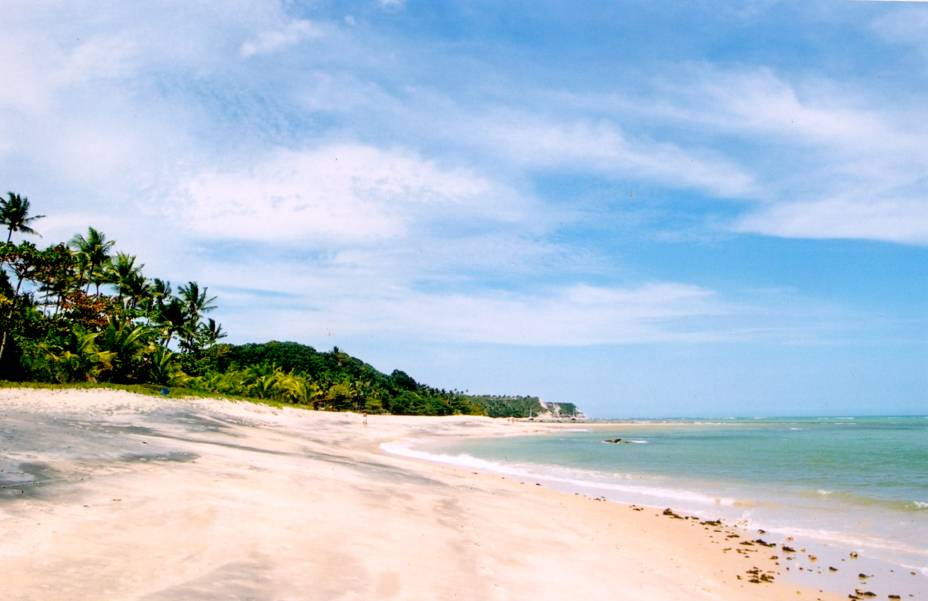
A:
<box><xmin>99</xmin><ymin>317</ymin><xmax>153</xmax><ymax>382</ymax></box>
<box><xmin>144</xmin><ymin>278</ymin><xmax>172</xmax><ymax>317</ymax></box>
<box><xmin>121</xmin><ymin>272</ymin><xmax>151</xmax><ymax>311</ymax></box>
<box><xmin>69</xmin><ymin>227</ymin><xmax>114</xmax><ymax>294</ymax></box>
<box><xmin>178</xmin><ymin>281</ymin><xmax>217</xmax><ymax>325</ymax></box>
<box><xmin>199</xmin><ymin>318</ymin><xmax>226</xmax><ymax>347</ymax></box>
<box><xmin>0</xmin><ymin>192</ymin><xmax>44</xmax><ymax>242</ymax></box>
<box><xmin>175</xmin><ymin>281</ymin><xmax>217</xmax><ymax>352</ymax></box>
<box><xmin>156</xmin><ymin>296</ymin><xmax>186</xmax><ymax>348</ymax></box>
<box><xmin>109</xmin><ymin>252</ymin><xmax>148</xmax><ymax>308</ymax></box>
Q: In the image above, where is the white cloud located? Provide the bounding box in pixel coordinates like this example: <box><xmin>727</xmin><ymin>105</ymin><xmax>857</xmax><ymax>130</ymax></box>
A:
<box><xmin>480</xmin><ymin>115</ymin><xmax>755</xmax><ymax>197</ymax></box>
<box><xmin>175</xmin><ymin>143</ymin><xmax>530</xmax><ymax>245</ymax></box>
<box><xmin>240</xmin><ymin>20</ymin><xmax>321</xmax><ymax>58</ymax></box>
<box><xmin>581</xmin><ymin>67</ymin><xmax>928</xmax><ymax>245</ymax></box>
<box><xmin>735</xmin><ymin>196</ymin><xmax>928</xmax><ymax>245</ymax></box>
<box><xmin>697</xmin><ymin>71</ymin><xmax>928</xmax><ymax>244</ymax></box>
<box><xmin>677</xmin><ymin>68</ymin><xmax>921</xmax><ymax>155</ymax></box>
<box><xmin>224</xmin><ymin>281</ymin><xmax>727</xmax><ymax>346</ymax></box>
<box><xmin>0</xmin><ymin>32</ymin><xmax>140</xmax><ymax>114</ymax></box>
<box><xmin>378</xmin><ymin>0</ymin><xmax>406</xmax><ymax>9</ymax></box>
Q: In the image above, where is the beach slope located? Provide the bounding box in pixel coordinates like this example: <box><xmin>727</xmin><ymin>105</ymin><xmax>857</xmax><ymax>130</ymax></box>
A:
<box><xmin>0</xmin><ymin>389</ymin><xmax>837</xmax><ymax>600</ymax></box>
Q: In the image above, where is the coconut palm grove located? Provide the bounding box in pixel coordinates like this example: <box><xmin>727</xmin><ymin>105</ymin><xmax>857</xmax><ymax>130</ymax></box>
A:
<box><xmin>0</xmin><ymin>192</ymin><xmax>578</xmax><ymax>418</ymax></box>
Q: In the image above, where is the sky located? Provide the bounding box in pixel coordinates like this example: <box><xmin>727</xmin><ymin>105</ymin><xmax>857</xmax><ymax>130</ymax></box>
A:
<box><xmin>1</xmin><ymin>0</ymin><xmax>926</xmax><ymax>417</ymax></box>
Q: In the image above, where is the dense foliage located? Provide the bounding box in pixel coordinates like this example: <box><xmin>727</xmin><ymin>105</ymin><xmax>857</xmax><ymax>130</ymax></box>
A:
<box><xmin>0</xmin><ymin>193</ymin><xmax>223</xmax><ymax>387</ymax></box>
<box><xmin>188</xmin><ymin>341</ymin><xmax>483</xmax><ymax>415</ymax></box>
<box><xmin>0</xmin><ymin>192</ymin><xmax>580</xmax><ymax>417</ymax></box>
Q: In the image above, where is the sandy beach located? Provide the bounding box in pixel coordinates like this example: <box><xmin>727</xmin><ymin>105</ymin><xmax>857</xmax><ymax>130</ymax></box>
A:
<box><xmin>0</xmin><ymin>388</ymin><xmax>843</xmax><ymax>601</ymax></box>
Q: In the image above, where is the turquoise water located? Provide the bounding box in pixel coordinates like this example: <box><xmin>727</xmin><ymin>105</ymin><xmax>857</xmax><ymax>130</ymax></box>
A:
<box><xmin>415</xmin><ymin>416</ymin><xmax>928</xmax><ymax>574</ymax></box>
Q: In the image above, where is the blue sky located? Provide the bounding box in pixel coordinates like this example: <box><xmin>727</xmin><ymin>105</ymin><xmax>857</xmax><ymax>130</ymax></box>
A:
<box><xmin>1</xmin><ymin>0</ymin><xmax>926</xmax><ymax>416</ymax></box>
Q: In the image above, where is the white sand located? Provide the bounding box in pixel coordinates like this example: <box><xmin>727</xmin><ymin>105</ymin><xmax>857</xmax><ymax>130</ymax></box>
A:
<box><xmin>0</xmin><ymin>388</ymin><xmax>841</xmax><ymax>600</ymax></box>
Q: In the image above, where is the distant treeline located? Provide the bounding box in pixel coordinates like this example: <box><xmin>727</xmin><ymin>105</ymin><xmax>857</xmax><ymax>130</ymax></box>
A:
<box><xmin>467</xmin><ymin>394</ymin><xmax>580</xmax><ymax>418</ymax></box>
<box><xmin>0</xmin><ymin>191</ymin><xmax>581</xmax><ymax>417</ymax></box>
<box><xmin>202</xmin><ymin>341</ymin><xmax>485</xmax><ymax>415</ymax></box>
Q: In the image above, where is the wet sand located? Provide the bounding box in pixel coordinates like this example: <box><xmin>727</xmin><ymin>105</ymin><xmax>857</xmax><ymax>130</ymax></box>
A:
<box><xmin>0</xmin><ymin>388</ymin><xmax>849</xmax><ymax>600</ymax></box>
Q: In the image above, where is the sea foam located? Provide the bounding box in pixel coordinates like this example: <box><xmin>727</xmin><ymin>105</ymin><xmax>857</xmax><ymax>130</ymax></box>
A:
<box><xmin>381</xmin><ymin>441</ymin><xmax>735</xmax><ymax>508</ymax></box>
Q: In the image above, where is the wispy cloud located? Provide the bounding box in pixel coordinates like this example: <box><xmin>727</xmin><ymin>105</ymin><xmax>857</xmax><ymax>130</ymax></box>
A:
<box><xmin>735</xmin><ymin>196</ymin><xmax>928</xmax><ymax>245</ymax></box>
<box><xmin>476</xmin><ymin>114</ymin><xmax>755</xmax><ymax>198</ymax></box>
<box><xmin>240</xmin><ymin>20</ymin><xmax>322</xmax><ymax>57</ymax></box>
<box><xmin>174</xmin><ymin>143</ymin><xmax>530</xmax><ymax>245</ymax></box>
<box><xmin>225</xmin><ymin>281</ymin><xmax>729</xmax><ymax>346</ymax></box>
<box><xmin>377</xmin><ymin>0</ymin><xmax>406</xmax><ymax>9</ymax></box>
<box><xmin>565</xmin><ymin>66</ymin><xmax>928</xmax><ymax>245</ymax></box>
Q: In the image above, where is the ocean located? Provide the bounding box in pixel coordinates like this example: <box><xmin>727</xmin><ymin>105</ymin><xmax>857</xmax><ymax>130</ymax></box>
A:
<box><xmin>385</xmin><ymin>416</ymin><xmax>928</xmax><ymax>594</ymax></box>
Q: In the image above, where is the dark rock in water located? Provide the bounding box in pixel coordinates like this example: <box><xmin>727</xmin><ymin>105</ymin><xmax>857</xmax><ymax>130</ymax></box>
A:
<box><xmin>701</xmin><ymin>519</ymin><xmax>722</xmax><ymax>526</ymax></box>
<box><xmin>602</xmin><ymin>438</ymin><xmax>628</xmax><ymax>444</ymax></box>
<box><xmin>853</xmin><ymin>589</ymin><xmax>876</xmax><ymax>598</ymax></box>
<box><xmin>662</xmin><ymin>507</ymin><xmax>684</xmax><ymax>519</ymax></box>
<box><xmin>781</xmin><ymin>545</ymin><xmax>797</xmax><ymax>553</ymax></box>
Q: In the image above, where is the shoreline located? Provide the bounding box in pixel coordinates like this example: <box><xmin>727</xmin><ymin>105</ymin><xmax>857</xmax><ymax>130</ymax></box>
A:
<box><xmin>0</xmin><ymin>388</ymin><xmax>864</xmax><ymax>600</ymax></box>
<box><xmin>387</xmin><ymin>433</ymin><xmax>927</xmax><ymax>600</ymax></box>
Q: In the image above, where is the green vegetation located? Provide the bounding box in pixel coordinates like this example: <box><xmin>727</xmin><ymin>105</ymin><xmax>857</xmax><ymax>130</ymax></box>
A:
<box><xmin>467</xmin><ymin>395</ymin><xmax>580</xmax><ymax>418</ymax></box>
<box><xmin>0</xmin><ymin>192</ymin><xmax>581</xmax><ymax>417</ymax></box>
<box><xmin>193</xmin><ymin>341</ymin><xmax>484</xmax><ymax>415</ymax></box>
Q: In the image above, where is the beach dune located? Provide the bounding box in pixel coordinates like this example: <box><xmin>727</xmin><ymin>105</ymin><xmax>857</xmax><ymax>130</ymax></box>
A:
<box><xmin>0</xmin><ymin>389</ymin><xmax>837</xmax><ymax>600</ymax></box>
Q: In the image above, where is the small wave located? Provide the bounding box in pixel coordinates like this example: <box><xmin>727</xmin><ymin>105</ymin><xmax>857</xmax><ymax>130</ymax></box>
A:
<box><xmin>755</xmin><ymin>525</ymin><xmax>928</xmax><ymax>559</ymax></box>
<box><xmin>628</xmin><ymin>439</ymin><xmax>649</xmax><ymax>444</ymax></box>
<box><xmin>802</xmin><ymin>488</ymin><xmax>928</xmax><ymax>513</ymax></box>
<box><xmin>380</xmin><ymin>442</ymin><xmax>527</xmax><ymax>476</ymax></box>
<box><xmin>381</xmin><ymin>441</ymin><xmax>736</xmax><ymax>507</ymax></box>
<box><xmin>789</xmin><ymin>427</ymin><xmax>803</xmax><ymax>431</ymax></box>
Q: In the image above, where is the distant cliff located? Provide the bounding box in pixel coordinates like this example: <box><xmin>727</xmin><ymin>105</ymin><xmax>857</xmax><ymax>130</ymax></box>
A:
<box><xmin>466</xmin><ymin>394</ymin><xmax>584</xmax><ymax>420</ymax></box>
